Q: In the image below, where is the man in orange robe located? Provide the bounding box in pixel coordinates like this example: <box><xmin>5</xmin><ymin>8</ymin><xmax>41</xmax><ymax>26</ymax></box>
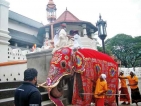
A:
<box><xmin>94</xmin><ymin>74</ymin><xmax>108</xmax><ymax>106</ymax></box>
<box><xmin>119</xmin><ymin>71</ymin><xmax>130</xmax><ymax>105</ymax></box>
<box><xmin>119</xmin><ymin>70</ymin><xmax>141</xmax><ymax>106</ymax></box>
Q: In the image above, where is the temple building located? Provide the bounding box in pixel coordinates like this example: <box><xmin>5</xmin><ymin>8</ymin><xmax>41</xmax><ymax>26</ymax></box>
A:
<box><xmin>38</xmin><ymin>0</ymin><xmax>98</xmax><ymax>49</ymax></box>
<box><xmin>8</xmin><ymin>10</ymin><xmax>43</xmax><ymax>49</ymax></box>
<box><xmin>0</xmin><ymin>0</ymin><xmax>98</xmax><ymax>63</ymax></box>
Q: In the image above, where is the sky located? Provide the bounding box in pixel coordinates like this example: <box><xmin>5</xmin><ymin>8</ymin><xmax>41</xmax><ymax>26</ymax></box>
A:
<box><xmin>6</xmin><ymin>0</ymin><xmax>141</xmax><ymax>40</ymax></box>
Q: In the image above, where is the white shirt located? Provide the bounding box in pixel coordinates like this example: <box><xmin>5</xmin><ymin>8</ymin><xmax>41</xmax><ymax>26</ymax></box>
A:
<box><xmin>73</xmin><ymin>34</ymin><xmax>81</xmax><ymax>48</ymax></box>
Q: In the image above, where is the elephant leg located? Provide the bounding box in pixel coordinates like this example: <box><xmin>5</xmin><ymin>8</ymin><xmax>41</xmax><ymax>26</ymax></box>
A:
<box><xmin>76</xmin><ymin>73</ymin><xmax>84</xmax><ymax>100</ymax></box>
<box><xmin>116</xmin><ymin>88</ymin><xmax>119</xmax><ymax>106</ymax></box>
<box><xmin>72</xmin><ymin>73</ymin><xmax>93</xmax><ymax>105</ymax></box>
<box><xmin>67</xmin><ymin>77</ymin><xmax>74</xmax><ymax>104</ymax></box>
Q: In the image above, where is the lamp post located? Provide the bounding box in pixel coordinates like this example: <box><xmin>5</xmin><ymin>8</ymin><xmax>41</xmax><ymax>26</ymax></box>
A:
<box><xmin>96</xmin><ymin>14</ymin><xmax>107</xmax><ymax>53</ymax></box>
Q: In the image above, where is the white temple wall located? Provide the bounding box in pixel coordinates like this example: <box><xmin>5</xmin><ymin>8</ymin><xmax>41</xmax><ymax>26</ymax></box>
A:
<box><xmin>7</xmin><ymin>46</ymin><xmax>30</xmax><ymax>61</ymax></box>
<box><xmin>8</xmin><ymin>19</ymin><xmax>38</xmax><ymax>36</ymax></box>
<box><xmin>119</xmin><ymin>67</ymin><xmax>141</xmax><ymax>78</ymax></box>
<box><xmin>0</xmin><ymin>45</ymin><xmax>9</xmax><ymax>62</ymax></box>
<box><xmin>0</xmin><ymin>63</ymin><xmax>27</xmax><ymax>82</ymax></box>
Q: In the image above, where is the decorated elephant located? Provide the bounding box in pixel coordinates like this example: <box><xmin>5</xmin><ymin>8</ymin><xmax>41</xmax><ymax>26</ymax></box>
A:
<box><xmin>42</xmin><ymin>47</ymin><xmax>118</xmax><ymax>106</ymax></box>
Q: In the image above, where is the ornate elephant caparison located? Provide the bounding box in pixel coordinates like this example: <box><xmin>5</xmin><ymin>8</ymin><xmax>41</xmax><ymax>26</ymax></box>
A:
<box><xmin>39</xmin><ymin>47</ymin><xmax>118</xmax><ymax>106</ymax></box>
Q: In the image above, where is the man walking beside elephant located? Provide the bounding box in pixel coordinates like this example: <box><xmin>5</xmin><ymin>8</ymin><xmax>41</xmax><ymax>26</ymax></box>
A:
<box><xmin>94</xmin><ymin>74</ymin><xmax>108</xmax><ymax>106</ymax></box>
<box><xmin>119</xmin><ymin>71</ymin><xmax>130</xmax><ymax>105</ymax></box>
<box><xmin>119</xmin><ymin>70</ymin><xmax>141</xmax><ymax>106</ymax></box>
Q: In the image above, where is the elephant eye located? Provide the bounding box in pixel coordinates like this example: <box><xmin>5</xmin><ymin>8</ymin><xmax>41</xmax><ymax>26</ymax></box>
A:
<box><xmin>60</xmin><ymin>60</ymin><xmax>67</xmax><ymax>68</ymax></box>
<box><xmin>62</xmin><ymin>62</ymin><xmax>66</xmax><ymax>67</ymax></box>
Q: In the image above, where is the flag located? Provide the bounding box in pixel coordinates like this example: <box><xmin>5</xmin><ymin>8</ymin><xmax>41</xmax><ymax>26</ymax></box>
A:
<box><xmin>32</xmin><ymin>44</ymin><xmax>36</xmax><ymax>52</ymax></box>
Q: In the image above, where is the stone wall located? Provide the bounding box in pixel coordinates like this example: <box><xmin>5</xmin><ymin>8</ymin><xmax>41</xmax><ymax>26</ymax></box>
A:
<box><xmin>26</xmin><ymin>49</ymin><xmax>53</xmax><ymax>83</ymax></box>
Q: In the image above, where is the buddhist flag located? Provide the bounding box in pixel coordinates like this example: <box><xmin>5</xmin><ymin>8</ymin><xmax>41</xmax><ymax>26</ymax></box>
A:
<box><xmin>32</xmin><ymin>44</ymin><xmax>36</xmax><ymax>52</ymax></box>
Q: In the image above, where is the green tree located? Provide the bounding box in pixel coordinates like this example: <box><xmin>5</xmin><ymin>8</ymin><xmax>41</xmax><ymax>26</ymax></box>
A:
<box><xmin>105</xmin><ymin>34</ymin><xmax>141</xmax><ymax>68</ymax></box>
<box><xmin>129</xmin><ymin>36</ymin><xmax>141</xmax><ymax>68</ymax></box>
<box><xmin>97</xmin><ymin>46</ymin><xmax>112</xmax><ymax>55</ymax></box>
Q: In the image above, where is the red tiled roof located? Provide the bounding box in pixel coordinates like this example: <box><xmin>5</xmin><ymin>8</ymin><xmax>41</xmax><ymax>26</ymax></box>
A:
<box><xmin>54</xmin><ymin>10</ymin><xmax>80</xmax><ymax>23</ymax></box>
<box><xmin>41</xmin><ymin>9</ymin><xmax>97</xmax><ymax>32</ymax></box>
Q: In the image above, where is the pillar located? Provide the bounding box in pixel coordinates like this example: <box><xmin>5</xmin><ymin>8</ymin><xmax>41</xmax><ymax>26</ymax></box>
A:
<box><xmin>26</xmin><ymin>45</ymin><xmax>29</xmax><ymax>49</ymax></box>
<box><xmin>82</xmin><ymin>24</ymin><xmax>87</xmax><ymax>36</ymax></box>
<box><xmin>50</xmin><ymin>24</ymin><xmax>54</xmax><ymax>40</ymax></box>
<box><xmin>0</xmin><ymin>0</ymin><xmax>11</xmax><ymax>62</ymax></box>
<box><xmin>15</xmin><ymin>43</ymin><xmax>18</xmax><ymax>47</ymax></box>
<box><xmin>90</xmin><ymin>29</ymin><xmax>95</xmax><ymax>39</ymax></box>
<box><xmin>45</xmin><ymin>28</ymin><xmax>50</xmax><ymax>47</ymax></box>
<box><xmin>45</xmin><ymin>28</ymin><xmax>49</xmax><ymax>39</ymax></box>
<box><xmin>90</xmin><ymin>29</ymin><xmax>97</xmax><ymax>50</ymax></box>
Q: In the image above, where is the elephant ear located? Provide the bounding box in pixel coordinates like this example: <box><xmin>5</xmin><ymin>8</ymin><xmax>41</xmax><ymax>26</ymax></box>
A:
<box><xmin>72</xmin><ymin>50</ymin><xmax>85</xmax><ymax>73</ymax></box>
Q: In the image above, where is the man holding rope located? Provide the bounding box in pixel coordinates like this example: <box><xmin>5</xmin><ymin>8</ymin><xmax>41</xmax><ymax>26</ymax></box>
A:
<box><xmin>119</xmin><ymin>70</ymin><xmax>141</xmax><ymax>106</ymax></box>
<box><xmin>94</xmin><ymin>74</ymin><xmax>108</xmax><ymax>106</ymax></box>
<box><xmin>119</xmin><ymin>71</ymin><xmax>130</xmax><ymax>105</ymax></box>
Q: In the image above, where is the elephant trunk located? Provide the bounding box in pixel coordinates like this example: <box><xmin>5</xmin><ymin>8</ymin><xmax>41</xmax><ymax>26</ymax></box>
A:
<box><xmin>50</xmin><ymin>86</ymin><xmax>63</xmax><ymax>98</ymax></box>
<box><xmin>50</xmin><ymin>78</ymin><xmax>66</xmax><ymax>98</ymax></box>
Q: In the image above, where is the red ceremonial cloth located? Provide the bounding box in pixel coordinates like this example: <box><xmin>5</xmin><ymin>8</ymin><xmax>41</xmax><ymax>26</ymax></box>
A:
<box><xmin>47</xmin><ymin>47</ymin><xmax>118</xmax><ymax>106</ymax></box>
<box><xmin>72</xmin><ymin>48</ymin><xmax>118</xmax><ymax>105</ymax></box>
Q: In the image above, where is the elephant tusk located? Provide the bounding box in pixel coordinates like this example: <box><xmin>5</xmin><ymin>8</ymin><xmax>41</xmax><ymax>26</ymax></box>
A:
<box><xmin>38</xmin><ymin>80</ymin><xmax>60</xmax><ymax>89</ymax></box>
<box><xmin>37</xmin><ymin>82</ymin><xmax>46</xmax><ymax>87</ymax></box>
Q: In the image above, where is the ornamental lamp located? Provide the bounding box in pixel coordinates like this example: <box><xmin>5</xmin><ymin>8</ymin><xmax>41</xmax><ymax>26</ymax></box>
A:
<box><xmin>96</xmin><ymin>14</ymin><xmax>107</xmax><ymax>53</ymax></box>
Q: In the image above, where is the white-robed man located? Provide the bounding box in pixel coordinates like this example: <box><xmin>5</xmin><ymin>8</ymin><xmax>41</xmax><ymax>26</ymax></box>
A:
<box><xmin>52</xmin><ymin>23</ymin><xmax>68</xmax><ymax>54</ymax></box>
<box><xmin>73</xmin><ymin>30</ymin><xmax>81</xmax><ymax>49</ymax></box>
<box><xmin>56</xmin><ymin>24</ymin><xmax>68</xmax><ymax>47</ymax></box>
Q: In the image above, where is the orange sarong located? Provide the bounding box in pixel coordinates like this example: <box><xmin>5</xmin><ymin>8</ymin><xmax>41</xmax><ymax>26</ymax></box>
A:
<box><xmin>95</xmin><ymin>98</ymin><xmax>104</xmax><ymax>106</ymax></box>
<box><xmin>120</xmin><ymin>87</ymin><xmax>130</xmax><ymax>102</ymax></box>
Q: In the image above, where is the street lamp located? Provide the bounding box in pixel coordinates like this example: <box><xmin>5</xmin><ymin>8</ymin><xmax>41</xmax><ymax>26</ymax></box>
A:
<box><xmin>96</xmin><ymin>14</ymin><xmax>107</xmax><ymax>53</ymax></box>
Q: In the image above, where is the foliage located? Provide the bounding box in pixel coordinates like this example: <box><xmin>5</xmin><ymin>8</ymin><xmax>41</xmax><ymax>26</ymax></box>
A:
<box><xmin>105</xmin><ymin>34</ymin><xmax>141</xmax><ymax>68</ymax></box>
<box><xmin>97</xmin><ymin>46</ymin><xmax>103</xmax><ymax>52</ymax></box>
<box><xmin>97</xmin><ymin>46</ymin><xmax>112</xmax><ymax>55</ymax></box>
